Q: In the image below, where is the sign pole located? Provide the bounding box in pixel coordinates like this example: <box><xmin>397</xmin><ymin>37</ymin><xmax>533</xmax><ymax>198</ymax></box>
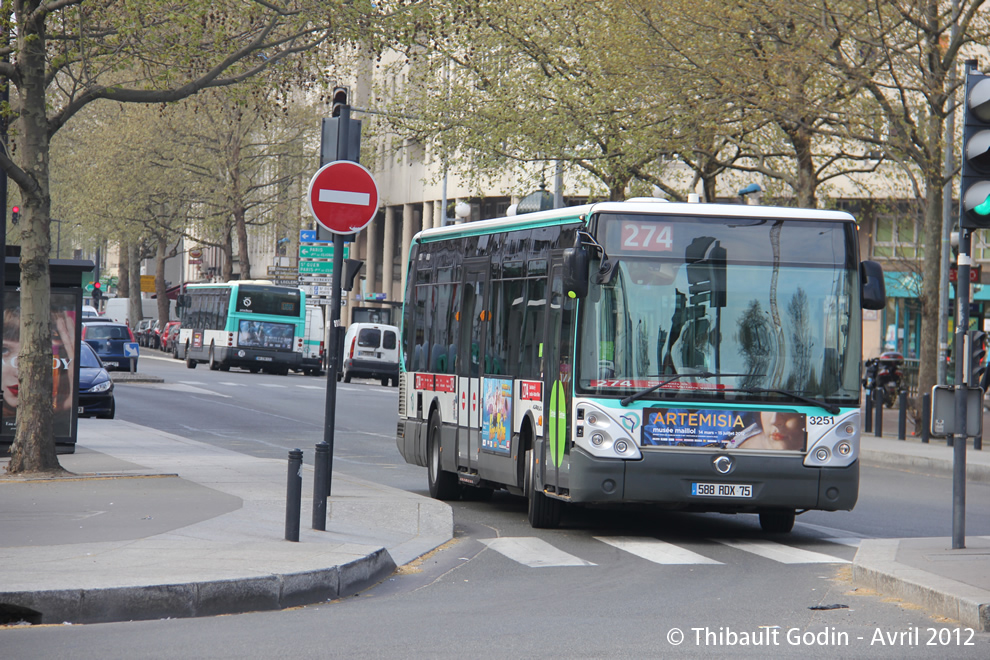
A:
<box><xmin>307</xmin><ymin>105</ymin><xmax>377</xmax><ymax>504</ymax></box>
<box><xmin>323</xmin><ymin>230</ymin><xmax>345</xmax><ymax>497</ymax></box>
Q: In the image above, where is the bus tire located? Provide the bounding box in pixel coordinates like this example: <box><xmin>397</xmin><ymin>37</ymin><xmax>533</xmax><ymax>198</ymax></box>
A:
<box><xmin>381</xmin><ymin>377</ymin><xmax>389</xmax><ymax>387</ymax></box>
<box><xmin>427</xmin><ymin>411</ymin><xmax>459</xmax><ymax>501</ymax></box>
<box><xmin>185</xmin><ymin>343</ymin><xmax>196</xmax><ymax>369</ymax></box>
<box><xmin>526</xmin><ymin>448</ymin><xmax>561</xmax><ymax>529</ymax></box>
<box><xmin>209</xmin><ymin>346</ymin><xmax>220</xmax><ymax>371</ymax></box>
<box><xmin>759</xmin><ymin>509</ymin><xmax>795</xmax><ymax>533</ymax></box>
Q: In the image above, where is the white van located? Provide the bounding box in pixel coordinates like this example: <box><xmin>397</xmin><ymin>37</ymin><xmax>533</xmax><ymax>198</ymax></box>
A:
<box><xmin>338</xmin><ymin>322</ymin><xmax>399</xmax><ymax>386</ymax></box>
<box><xmin>104</xmin><ymin>298</ymin><xmax>176</xmax><ymax>325</ymax></box>
<box><xmin>298</xmin><ymin>306</ymin><xmax>326</xmax><ymax>376</ymax></box>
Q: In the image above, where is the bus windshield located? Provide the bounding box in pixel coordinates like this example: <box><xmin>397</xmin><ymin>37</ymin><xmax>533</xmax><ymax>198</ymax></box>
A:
<box><xmin>576</xmin><ymin>213</ymin><xmax>862</xmax><ymax>405</ymax></box>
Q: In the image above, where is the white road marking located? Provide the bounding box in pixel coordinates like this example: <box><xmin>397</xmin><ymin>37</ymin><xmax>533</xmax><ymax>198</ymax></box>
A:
<box><xmin>594</xmin><ymin>536</ymin><xmax>723</xmax><ymax>565</ymax></box>
<box><xmin>823</xmin><ymin>538</ymin><xmax>862</xmax><ymax>548</ymax></box>
<box><xmin>156</xmin><ymin>384</ymin><xmax>230</xmax><ymax>398</ymax></box>
<box><xmin>219</xmin><ymin>382</ymin><xmax>245</xmax><ymax>387</ymax></box>
<box><xmin>319</xmin><ymin>189</ymin><xmax>370</xmax><ymax>206</ymax></box>
<box><xmin>258</xmin><ymin>383</ymin><xmax>287</xmax><ymax>388</ymax></box>
<box><xmin>296</xmin><ymin>385</ymin><xmax>324</xmax><ymax>390</ymax></box>
<box><xmin>713</xmin><ymin>538</ymin><xmax>849</xmax><ymax>564</ymax></box>
<box><xmin>481</xmin><ymin>537</ymin><xmax>596</xmax><ymax>567</ymax></box>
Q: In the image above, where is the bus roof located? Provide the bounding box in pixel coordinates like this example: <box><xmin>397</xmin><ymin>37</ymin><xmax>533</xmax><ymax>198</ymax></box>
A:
<box><xmin>414</xmin><ymin>199</ymin><xmax>856</xmax><ymax>243</ymax></box>
<box><xmin>184</xmin><ymin>280</ymin><xmax>300</xmax><ymax>290</ymax></box>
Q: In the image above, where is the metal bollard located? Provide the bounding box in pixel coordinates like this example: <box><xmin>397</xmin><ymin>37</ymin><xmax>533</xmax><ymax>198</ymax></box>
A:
<box><xmin>312</xmin><ymin>442</ymin><xmax>329</xmax><ymax>531</ymax></box>
<box><xmin>897</xmin><ymin>390</ymin><xmax>907</xmax><ymax>440</ymax></box>
<box><xmin>921</xmin><ymin>392</ymin><xmax>930</xmax><ymax>444</ymax></box>
<box><xmin>285</xmin><ymin>448</ymin><xmax>303</xmax><ymax>542</ymax></box>
<box><xmin>873</xmin><ymin>387</ymin><xmax>883</xmax><ymax>437</ymax></box>
<box><xmin>864</xmin><ymin>391</ymin><xmax>873</xmax><ymax>433</ymax></box>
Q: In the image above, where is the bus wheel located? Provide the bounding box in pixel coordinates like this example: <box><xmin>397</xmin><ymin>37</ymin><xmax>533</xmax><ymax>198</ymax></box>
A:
<box><xmin>209</xmin><ymin>346</ymin><xmax>220</xmax><ymax>371</ymax></box>
<box><xmin>185</xmin><ymin>344</ymin><xmax>196</xmax><ymax>369</ymax></box>
<box><xmin>526</xmin><ymin>448</ymin><xmax>561</xmax><ymax>529</ymax></box>
<box><xmin>427</xmin><ymin>411</ymin><xmax>459</xmax><ymax>500</ymax></box>
<box><xmin>759</xmin><ymin>510</ymin><xmax>795</xmax><ymax>533</ymax></box>
<box><xmin>381</xmin><ymin>377</ymin><xmax>389</xmax><ymax>387</ymax></box>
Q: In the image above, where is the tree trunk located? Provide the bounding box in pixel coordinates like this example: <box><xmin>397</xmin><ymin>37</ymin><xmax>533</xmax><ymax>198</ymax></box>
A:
<box><xmin>234</xmin><ymin>204</ymin><xmax>251</xmax><ymax>280</ymax></box>
<box><xmin>917</xmin><ymin>170</ymin><xmax>944</xmax><ymax>406</ymax></box>
<box><xmin>118</xmin><ymin>240</ymin><xmax>130</xmax><ymax>299</ymax></box>
<box><xmin>6</xmin><ymin>22</ymin><xmax>60</xmax><ymax>473</ymax></box>
<box><xmin>128</xmin><ymin>243</ymin><xmax>142</xmax><ymax>329</ymax></box>
<box><xmin>221</xmin><ymin>226</ymin><xmax>234</xmax><ymax>282</ymax></box>
<box><xmin>155</xmin><ymin>237</ymin><xmax>170</xmax><ymax>328</ymax></box>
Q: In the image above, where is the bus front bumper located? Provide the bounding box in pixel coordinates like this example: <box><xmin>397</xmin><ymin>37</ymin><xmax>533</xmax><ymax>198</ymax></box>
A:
<box><xmin>561</xmin><ymin>448</ymin><xmax>858</xmax><ymax>512</ymax></box>
<box><xmin>221</xmin><ymin>347</ymin><xmax>301</xmax><ymax>369</ymax></box>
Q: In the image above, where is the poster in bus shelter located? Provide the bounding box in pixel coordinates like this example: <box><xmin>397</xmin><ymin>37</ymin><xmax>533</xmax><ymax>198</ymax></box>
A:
<box><xmin>2</xmin><ymin>290</ymin><xmax>78</xmax><ymax>439</ymax></box>
<box><xmin>238</xmin><ymin>320</ymin><xmax>294</xmax><ymax>350</ymax></box>
<box><xmin>481</xmin><ymin>377</ymin><xmax>513</xmax><ymax>455</ymax></box>
<box><xmin>642</xmin><ymin>407</ymin><xmax>806</xmax><ymax>452</ymax></box>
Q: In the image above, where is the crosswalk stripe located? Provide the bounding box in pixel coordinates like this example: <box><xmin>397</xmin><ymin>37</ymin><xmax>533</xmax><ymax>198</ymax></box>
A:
<box><xmin>258</xmin><ymin>383</ymin><xmax>287</xmax><ymax>388</ymax></box>
<box><xmin>824</xmin><ymin>537</ymin><xmax>862</xmax><ymax>548</ymax></box>
<box><xmin>296</xmin><ymin>385</ymin><xmax>324</xmax><ymax>390</ymax></box>
<box><xmin>595</xmin><ymin>536</ymin><xmax>723</xmax><ymax>565</ymax></box>
<box><xmin>481</xmin><ymin>537</ymin><xmax>596</xmax><ymax>567</ymax></box>
<box><xmin>219</xmin><ymin>382</ymin><xmax>245</xmax><ymax>386</ymax></box>
<box><xmin>713</xmin><ymin>538</ymin><xmax>849</xmax><ymax>564</ymax></box>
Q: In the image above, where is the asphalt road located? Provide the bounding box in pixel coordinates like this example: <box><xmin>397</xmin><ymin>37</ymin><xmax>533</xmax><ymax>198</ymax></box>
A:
<box><xmin>4</xmin><ymin>351</ymin><xmax>988</xmax><ymax>658</ymax></box>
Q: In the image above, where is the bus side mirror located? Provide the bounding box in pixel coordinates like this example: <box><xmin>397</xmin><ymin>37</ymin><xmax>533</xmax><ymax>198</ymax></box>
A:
<box><xmin>563</xmin><ymin>247</ymin><xmax>590</xmax><ymax>299</ymax></box>
<box><xmin>860</xmin><ymin>260</ymin><xmax>886</xmax><ymax>310</ymax></box>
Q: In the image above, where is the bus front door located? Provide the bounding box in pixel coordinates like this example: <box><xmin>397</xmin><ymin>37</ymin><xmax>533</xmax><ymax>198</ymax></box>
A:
<box><xmin>542</xmin><ymin>262</ymin><xmax>575</xmax><ymax>498</ymax></box>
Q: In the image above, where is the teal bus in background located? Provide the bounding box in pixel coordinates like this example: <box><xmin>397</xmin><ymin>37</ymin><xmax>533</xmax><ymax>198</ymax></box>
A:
<box><xmin>176</xmin><ymin>281</ymin><xmax>306</xmax><ymax>375</ymax></box>
<box><xmin>395</xmin><ymin>199</ymin><xmax>886</xmax><ymax>532</ymax></box>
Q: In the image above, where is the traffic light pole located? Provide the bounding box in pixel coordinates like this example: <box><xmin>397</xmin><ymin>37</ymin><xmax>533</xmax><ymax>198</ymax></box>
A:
<box><xmin>951</xmin><ymin>229</ymin><xmax>973</xmax><ymax>549</ymax></box>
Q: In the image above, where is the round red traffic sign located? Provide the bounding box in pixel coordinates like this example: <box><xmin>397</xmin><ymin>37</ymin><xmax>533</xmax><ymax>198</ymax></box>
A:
<box><xmin>307</xmin><ymin>161</ymin><xmax>379</xmax><ymax>234</ymax></box>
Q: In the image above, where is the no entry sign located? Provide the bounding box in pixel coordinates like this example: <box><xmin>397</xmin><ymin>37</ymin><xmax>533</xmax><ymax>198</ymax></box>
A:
<box><xmin>307</xmin><ymin>160</ymin><xmax>379</xmax><ymax>234</ymax></box>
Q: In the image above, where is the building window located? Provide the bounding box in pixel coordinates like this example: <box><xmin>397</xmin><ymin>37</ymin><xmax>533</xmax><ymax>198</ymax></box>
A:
<box><xmin>873</xmin><ymin>214</ymin><xmax>923</xmax><ymax>260</ymax></box>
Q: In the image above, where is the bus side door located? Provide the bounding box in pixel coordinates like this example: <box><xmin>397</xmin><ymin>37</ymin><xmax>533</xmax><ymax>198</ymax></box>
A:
<box><xmin>456</xmin><ymin>260</ymin><xmax>488</xmax><ymax>474</ymax></box>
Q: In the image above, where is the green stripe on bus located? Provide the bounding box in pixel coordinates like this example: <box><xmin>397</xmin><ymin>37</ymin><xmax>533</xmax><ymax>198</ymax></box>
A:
<box><xmin>549</xmin><ymin>380</ymin><xmax>566</xmax><ymax>467</ymax></box>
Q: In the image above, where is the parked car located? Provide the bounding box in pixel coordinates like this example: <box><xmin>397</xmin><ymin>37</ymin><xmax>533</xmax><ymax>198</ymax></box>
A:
<box><xmin>81</xmin><ymin>321</ymin><xmax>139</xmax><ymax>372</ymax></box>
<box><xmin>77</xmin><ymin>342</ymin><xmax>115</xmax><ymax>418</ymax></box>
<box><xmin>81</xmin><ymin>305</ymin><xmax>100</xmax><ymax>318</ymax></box>
<box><xmin>337</xmin><ymin>322</ymin><xmax>399</xmax><ymax>386</ymax></box>
<box><xmin>161</xmin><ymin>321</ymin><xmax>181</xmax><ymax>356</ymax></box>
<box><xmin>135</xmin><ymin>319</ymin><xmax>154</xmax><ymax>347</ymax></box>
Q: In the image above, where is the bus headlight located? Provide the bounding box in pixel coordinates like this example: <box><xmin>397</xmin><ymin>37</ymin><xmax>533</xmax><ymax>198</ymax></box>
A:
<box><xmin>574</xmin><ymin>401</ymin><xmax>642</xmax><ymax>460</ymax></box>
<box><xmin>804</xmin><ymin>410</ymin><xmax>859</xmax><ymax>468</ymax></box>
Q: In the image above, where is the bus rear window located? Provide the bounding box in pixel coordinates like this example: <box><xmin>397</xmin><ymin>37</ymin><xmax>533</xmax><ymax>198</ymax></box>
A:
<box><xmin>235</xmin><ymin>286</ymin><xmax>301</xmax><ymax>316</ymax></box>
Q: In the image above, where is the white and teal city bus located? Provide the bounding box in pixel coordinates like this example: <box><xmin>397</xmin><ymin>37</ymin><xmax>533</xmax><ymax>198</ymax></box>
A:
<box><xmin>177</xmin><ymin>281</ymin><xmax>306</xmax><ymax>375</ymax></box>
<box><xmin>396</xmin><ymin>199</ymin><xmax>885</xmax><ymax>531</ymax></box>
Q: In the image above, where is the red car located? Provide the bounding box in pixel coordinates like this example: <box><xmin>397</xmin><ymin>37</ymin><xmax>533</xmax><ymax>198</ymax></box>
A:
<box><xmin>161</xmin><ymin>321</ymin><xmax>181</xmax><ymax>356</ymax></box>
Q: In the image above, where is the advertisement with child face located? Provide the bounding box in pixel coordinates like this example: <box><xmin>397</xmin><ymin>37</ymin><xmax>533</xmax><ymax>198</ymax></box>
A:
<box><xmin>2</xmin><ymin>290</ymin><xmax>78</xmax><ymax>439</ymax></box>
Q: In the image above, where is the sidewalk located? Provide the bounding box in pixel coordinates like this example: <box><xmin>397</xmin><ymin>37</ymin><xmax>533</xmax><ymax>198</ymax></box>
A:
<box><xmin>0</xmin><ymin>420</ymin><xmax>452</xmax><ymax>625</ymax></box>
<box><xmin>855</xmin><ymin>402</ymin><xmax>990</xmax><ymax>631</ymax></box>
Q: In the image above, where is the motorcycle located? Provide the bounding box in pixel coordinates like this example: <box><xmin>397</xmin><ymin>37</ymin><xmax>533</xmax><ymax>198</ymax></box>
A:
<box><xmin>863</xmin><ymin>352</ymin><xmax>903</xmax><ymax>408</ymax></box>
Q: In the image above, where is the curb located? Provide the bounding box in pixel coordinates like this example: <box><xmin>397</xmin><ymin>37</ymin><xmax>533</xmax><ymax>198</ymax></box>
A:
<box><xmin>110</xmin><ymin>372</ymin><xmax>164</xmax><ymax>383</ymax></box>
<box><xmin>861</xmin><ymin>446</ymin><xmax>990</xmax><ymax>484</ymax></box>
<box><xmin>852</xmin><ymin>539</ymin><xmax>990</xmax><ymax>632</ymax></box>
<box><xmin>2</xmin><ymin>547</ymin><xmax>397</xmax><ymax>625</ymax></box>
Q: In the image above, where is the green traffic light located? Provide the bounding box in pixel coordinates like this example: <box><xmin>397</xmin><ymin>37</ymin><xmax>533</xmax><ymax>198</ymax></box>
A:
<box><xmin>976</xmin><ymin>193</ymin><xmax>990</xmax><ymax>216</ymax></box>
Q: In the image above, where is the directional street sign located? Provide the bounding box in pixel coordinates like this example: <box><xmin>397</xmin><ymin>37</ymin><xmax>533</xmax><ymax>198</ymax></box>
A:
<box><xmin>299</xmin><ymin>260</ymin><xmax>335</xmax><ymax>274</ymax></box>
<box><xmin>298</xmin><ymin>275</ymin><xmax>333</xmax><ymax>284</ymax></box>
<box><xmin>299</xmin><ymin>244</ymin><xmax>349</xmax><ymax>259</ymax></box>
<box><xmin>307</xmin><ymin>160</ymin><xmax>379</xmax><ymax>235</ymax></box>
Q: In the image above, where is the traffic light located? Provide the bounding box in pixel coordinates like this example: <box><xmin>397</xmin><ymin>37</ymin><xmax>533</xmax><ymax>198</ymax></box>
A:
<box><xmin>685</xmin><ymin>237</ymin><xmax>727</xmax><ymax>308</ymax></box>
<box><xmin>968</xmin><ymin>329</ymin><xmax>989</xmax><ymax>389</ymax></box>
<box><xmin>10</xmin><ymin>206</ymin><xmax>18</xmax><ymax>225</ymax></box>
<box><xmin>342</xmin><ymin>259</ymin><xmax>364</xmax><ymax>292</ymax></box>
<box><xmin>960</xmin><ymin>62</ymin><xmax>990</xmax><ymax>228</ymax></box>
<box><xmin>92</xmin><ymin>281</ymin><xmax>103</xmax><ymax>303</ymax></box>
<box><xmin>331</xmin><ymin>86</ymin><xmax>349</xmax><ymax>118</ymax></box>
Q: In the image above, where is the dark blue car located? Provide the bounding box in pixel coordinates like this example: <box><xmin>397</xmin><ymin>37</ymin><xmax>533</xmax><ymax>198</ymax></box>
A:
<box><xmin>78</xmin><ymin>342</ymin><xmax>115</xmax><ymax>418</ymax></box>
<box><xmin>81</xmin><ymin>321</ymin><xmax>139</xmax><ymax>372</ymax></box>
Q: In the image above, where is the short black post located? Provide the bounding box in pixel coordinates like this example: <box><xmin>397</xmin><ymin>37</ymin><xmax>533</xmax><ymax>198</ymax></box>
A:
<box><xmin>864</xmin><ymin>391</ymin><xmax>873</xmax><ymax>434</ymax></box>
<box><xmin>312</xmin><ymin>442</ymin><xmax>329</xmax><ymax>531</ymax></box>
<box><xmin>921</xmin><ymin>392</ymin><xmax>931</xmax><ymax>444</ymax></box>
<box><xmin>285</xmin><ymin>448</ymin><xmax>303</xmax><ymax>542</ymax></box>
<box><xmin>873</xmin><ymin>387</ymin><xmax>883</xmax><ymax>437</ymax></box>
<box><xmin>897</xmin><ymin>389</ymin><xmax>907</xmax><ymax>440</ymax></box>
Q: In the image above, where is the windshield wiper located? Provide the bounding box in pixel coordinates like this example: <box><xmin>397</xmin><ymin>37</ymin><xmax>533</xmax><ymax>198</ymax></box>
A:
<box><xmin>619</xmin><ymin>372</ymin><xmax>751</xmax><ymax>407</ymax></box>
<box><xmin>727</xmin><ymin>388</ymin><xmax>840</xmax><ymax>415</ymax></box>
